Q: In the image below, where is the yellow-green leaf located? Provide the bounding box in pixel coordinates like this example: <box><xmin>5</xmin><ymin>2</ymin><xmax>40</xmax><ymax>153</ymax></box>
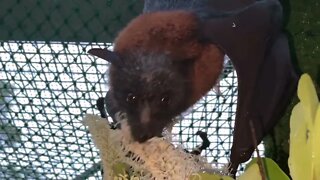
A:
<box><xmin>313</xmin><ymin>106</ymin><xmax>320</xmax><ymax>178</ymax></box>
<box><xmin>238</xmin><ymin>164</ymin><xmax>262</xmax><ymax>180</ymax></box>
<box><xmin>297</xmin><ymin>74</ymin><xmax>318</xmax><ymax>121</ymax></box>
<box><xmin>288</xmin><ymin>103</ymin><xmax>313</xmax><ymax>180</ymax></box>
<box><xmin>189</xmin><ymin>172</ymin><xmax>234</xmax><ymax>180</ymax></box>
<box><xmin>288</xmin><ymin>73</ymin><xmax>320</xmax><ymax>180</ymax></box>
<box><xmin>242</xmin><ymin>158</ymin><xmax>289</xmax><ymax>180</ymax></box>
<box><xmin>112</xmin><ymin>162</ymin><xmax>130</xmax><ymax>177</ymax></box>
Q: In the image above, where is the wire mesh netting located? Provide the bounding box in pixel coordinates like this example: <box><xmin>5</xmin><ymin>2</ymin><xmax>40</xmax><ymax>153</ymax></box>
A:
<box><xmin>0</xmin><ymin>0</ymin><xmax>263</xmax><ymax>179</ymax></box>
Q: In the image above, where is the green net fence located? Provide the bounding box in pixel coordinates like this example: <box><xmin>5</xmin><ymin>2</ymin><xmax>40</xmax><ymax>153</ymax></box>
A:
<box><xmin>0</xmin><ymin>0</ymin><xmax>263</xmax><ymax>179</ymax></box>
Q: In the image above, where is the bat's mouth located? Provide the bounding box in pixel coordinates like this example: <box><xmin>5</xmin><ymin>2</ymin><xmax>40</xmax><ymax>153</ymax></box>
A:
<box><xmin>131</xmin><ymin>128</ymin><xmax>163</xmax><ymax>143</ymax></box>
<box><xmin>116</xmin><ymin>112</ymin><xmax>175</xmax><ymax>143</ymax></box>
<box><xmin>127</xmin><ymin>121</ymin><xmax>165</xmax><ymax>143</ymax></box>
<box><xmin>135</xmin><ymin>134</ymin><xmax>153</xmax><ymax>143</ymax></box>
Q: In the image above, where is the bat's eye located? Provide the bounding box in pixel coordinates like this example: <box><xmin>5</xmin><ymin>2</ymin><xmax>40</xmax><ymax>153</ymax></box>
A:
<box><xmin>160</xmin><ymin>95</ymin><xmax>170</xmax><ymax>105</ymax></box>
<box><xmin>126</xmin><ymin>93</ymin><xmax>138</xmax><ymax>104</ymax></box>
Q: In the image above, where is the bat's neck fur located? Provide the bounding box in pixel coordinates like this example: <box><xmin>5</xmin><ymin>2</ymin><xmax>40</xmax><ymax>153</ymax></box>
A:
<box><xmin>114</xmin><ymin>10</ymin><xmax>224</xmax><ymax>105</ymax></box>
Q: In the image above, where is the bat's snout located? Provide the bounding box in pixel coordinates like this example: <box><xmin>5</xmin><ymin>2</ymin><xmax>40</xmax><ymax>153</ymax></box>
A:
<box><xmin>129</xmin><ymin>117</ymin><xmax>163</xmax><ymax>143</ymax></box>
<box><xmin>135</xmin><ymin>133</ymin><xmax>154</xmax><ymax>143</ymax></box>
<box><xmin>127</xmin><ymin>103</ymin><xmax>168</xmax><ymax>143</ymax></box>
<box><xmin>131</xmin><ymin>126</ymin><xmax>160</xmax><ymax>143</ymax></box>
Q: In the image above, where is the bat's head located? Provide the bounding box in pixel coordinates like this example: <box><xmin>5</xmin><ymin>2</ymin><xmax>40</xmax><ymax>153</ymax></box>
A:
<box><xmin>88</xmin><ymin>11</ymin><xmax>224</xmax><ymax>142</ymax></box>
<box><xmin>113</xmin><ymin>52</ymin><xmax>193</xmax><ymax>142</ymax></box>
<box><xmin>89</xmin><ymin>48</ymin><xmax>193</xmax><ymax>142</ymax></box>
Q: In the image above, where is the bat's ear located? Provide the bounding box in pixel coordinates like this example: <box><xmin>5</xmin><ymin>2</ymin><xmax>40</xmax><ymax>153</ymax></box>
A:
<box><xmin>88</xmin><ymin>48</ymin><xmax>123</xmax><ymax>67</ymax></box>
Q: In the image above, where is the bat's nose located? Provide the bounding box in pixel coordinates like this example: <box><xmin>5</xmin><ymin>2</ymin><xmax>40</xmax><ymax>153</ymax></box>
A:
<box><xmin>131</xmin><ymin>127</ymin><xmax>157</xmax><ymax>143</ymax></box>
<box><xmin>140</xmin><ymin>103</ymin><xmax>151</xmax><ymax>125</ymax></box>
<box><xmin>136</xmin><ymin>134</ymin><xmax>151</xmax><ymax>143</ymax></box>
<box><xmin>134</xmin><ymin>130</ymin><xmax>163</xmax><ymax>143</ymax></box>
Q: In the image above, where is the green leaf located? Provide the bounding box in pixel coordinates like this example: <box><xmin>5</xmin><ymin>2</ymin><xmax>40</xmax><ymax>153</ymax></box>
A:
<box><xmin>189</xmin><ymin>172</ymin><xmax>234</xmax><ymax>180</ymax></box>
<box><xmin>241</xmin><ymin>158</ymin><xmax>290</xmax><ymax>180</ymax></box>
<box><xmin>238</xmin><ymin>163</ymin><xmax>262</xmax><ymax>180</ymax></box>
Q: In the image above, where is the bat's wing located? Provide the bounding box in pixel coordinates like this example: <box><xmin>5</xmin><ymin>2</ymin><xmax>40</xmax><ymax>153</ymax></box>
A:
<box><xmin>205</xmin><ymin>0</ymin><xmax>254</xmax><ymax>11</ymax></box>
<box><xmin>143</xmin><ymin>0</ymin><xmax>255</xmax><ymax>13</ymax></box>
<box><xmin>200</xmin><ymin>0</ymin><xmax>298</xmax><ymax>175</ymax></box>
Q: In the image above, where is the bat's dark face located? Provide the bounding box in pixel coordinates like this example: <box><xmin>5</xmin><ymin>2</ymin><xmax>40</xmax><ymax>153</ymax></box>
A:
<box><xmin>109</xmin><ymin>52</ymin><xmax>193</xmax><ymax>142</ymax></box>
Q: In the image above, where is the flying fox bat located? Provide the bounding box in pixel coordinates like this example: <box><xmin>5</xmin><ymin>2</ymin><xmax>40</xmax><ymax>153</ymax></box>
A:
<box><xmin>89</xmin><ymin>0</ymin><xmax>298</xmax><ymax>176</ymax></box>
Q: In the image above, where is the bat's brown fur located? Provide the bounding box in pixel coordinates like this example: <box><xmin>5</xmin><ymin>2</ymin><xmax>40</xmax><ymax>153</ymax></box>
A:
<box><xmin>114</xmin><ymin>11</ymin><xmax>224</xmax><ymax>105</ymax></box>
